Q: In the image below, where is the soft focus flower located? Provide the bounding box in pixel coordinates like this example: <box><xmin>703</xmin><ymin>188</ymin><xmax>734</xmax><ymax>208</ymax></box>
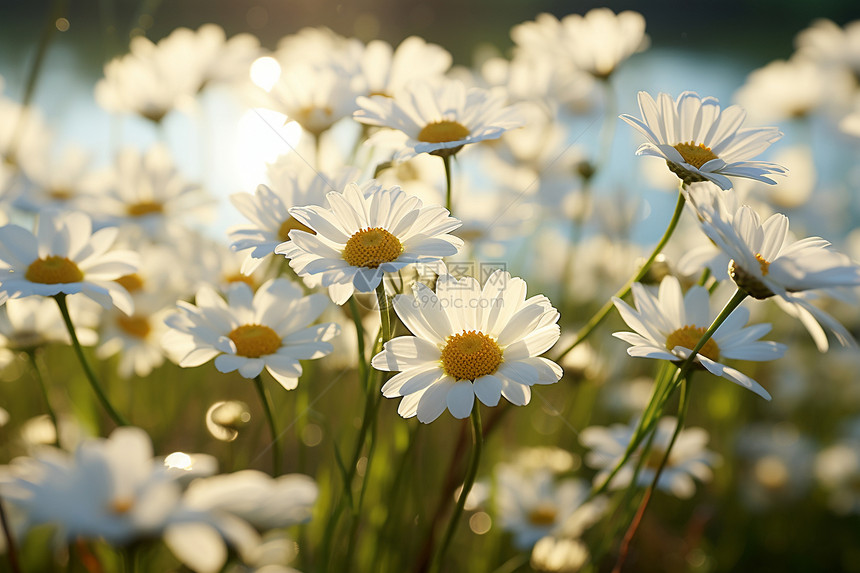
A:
<box><xmin>0</xmin><ymin>211</ymin><xmax>138</xmax><ymax>314</ymax></box>
<box><xmin>355</xmin><ymin>36</ymin><xmax>452</xmax><ymax>97</ymax></box>
<box><xmin>15</xmin><ymin>145</ymin><xmax>93</xmax><ymax>212</ymax></box>
<box><xmin>581</xmin><ymin>417</ymin><xmax>721</xmax><ymax>498</ymax></box>
<box><xmin>179</xmin><ymin>470</ymin><xmax>318</xmax><ymax>530</ymax></box>
<box><xmin>495</xmin><ymin>466</ymin><xmax>602</xmax><ymax>549</ymax></box>
<box><xmin>613</xmin><ymin>276</ymin><xmax>785</xmax><ymax>399</ymax></box>
<box><xmin>163</xmin><ymin>278</ymin><xmax>339</xmax><ymax>390</ymax></box>
<box><xmin>371</xmin><ymin>271</ymin><xmax>562</xmax><ymax>423</ymax></box>
<box><xmin>354</xmin><ymin>78</ymin><xmax>524</xmax><ymax>161</ymax></box>
<box><xmin>512</xmin><ymin>8</ymin><xmax>648</xmax><ymax>79</ymax></box>
<box><xmin>620</xmin><ymin>91</ymin><xmax>786</xmax><ymax>189</ymax></box>
<box><xmin>734</xmin><ymin>58</ymin><xmax>828</xmax><ymax>122</ymax></box>
<box><xmin>276</xmin><ymin>180</ymin><xmax>463</xmax><ymax>305</ymax></box>
<box><xmin>81</xmin><ymin>144</ymin><xmax>211</xmax><ymax>240</ymax></box>
<box><xmin>97</xmin><ymin>292</ymin><xmax>173</xmax><ymax>378</ymax></box>
<box><xmin>0</xmin><ymin>427</ymin><xmax>194</xmax><ymax>547</ymax></box>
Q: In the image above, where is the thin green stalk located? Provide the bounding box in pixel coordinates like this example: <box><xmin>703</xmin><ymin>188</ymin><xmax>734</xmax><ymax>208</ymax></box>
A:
<box><xmin>252</xmin><ymin>375</ymin><xmax>281</xmax><ymax>475</ymax></box>
<box><xmin>0</xmin><ymin>495</ymin><xmax>21</xmax><ymax>573</ymax></box>
<box><xmin>429</xmin><ymin>404</ymin><xmax>483</xmax><ymax>573</ymax></box>
<box><xmin>588</xmin><ymin>363</ymin><xmax>674</xmax><ymax>499</ymax></box>
<box><xmin>25</xmin><ymin>349</ymin><xmax>60</xmax><ymax>448</ymax></box>
<box><xmin>442</xmin><ymin>154</ymin><xmax>453</xmax><ymax>214</ymax></box>
<box><xmin>557</xmin><ymin>187</ymin><xmax>687</xmax><ymax>361</ymax></box>
<box><xmin>659</xmin><ymin>288</ymin><xmax>748</xmax><ymax>402</ymax></box>
<box><xmin>348</xmin><ymin>297</ymin><xmax>368</xmax><ymax>389</ymax></box>
<box><xmin>54</xmin><ymin>294</ymin><xmax>129</xmax><ymax>427</ymax></box>
<box><xmin>613</xmin><ymin>377</ymin><xmax>692</xmax><ymax>573</ymax></box>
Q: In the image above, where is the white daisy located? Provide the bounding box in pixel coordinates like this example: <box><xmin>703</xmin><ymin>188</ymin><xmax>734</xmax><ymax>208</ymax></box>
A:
<box><xmin>371</xmin><ymin>271</ymin><xmax>563</xmax><ymax>423</ymax></box>
<box><xmin>495</xmin><ymin>465</ymin><xmax>604</xmax><ymax>550</ymax></box>
<box><xmin>163</xmin><ymin>278</ymin><xmax>339</xmax><ymax>390</ymax></box>
<box><xmin>354</xmin><ymin>78</ymin><xmax>524</xmax><ymax>161</ymax></box>
<box><xmin>275</xmin><ymin>180</ymin><xmax>463</xmax><ymax>305</ymax></box>
<box><xmin>580</xmin><ymin>417</ymin><xmax>720</xmax><ymax>499</ymax></box>
<box><xmin>0</xmin><ymin>211</ymin><xmax>138</xmax><ymax>314</ymax></box>
<box><xmin>356</xmin><ymin>36</ymin><xmax>452</xmax><ymax>97</ymax></box>
<box><xmin>97</xmin><ymin>292</ymin><xmax>173</xmax><ymax>378</ymax></box>
<box><xmin>512</xmin><ymin>8</ymin><xmax>648</xmax><ymax>79</ymax></box>
<box><xmin>0</xmin><ymin>296</ymin><xmax>99</xmax><ymax>361</ymax></box>
<box><xmin>0</xmin><ymin>427</ymin><xmax>191</xmax><ymax>547</ymax></box>
<box><xmin>81</xmin><ymin>144</ymin><xmax>211</xmax><ymax>240</ymax></box>
<box><xmin>228</xmin><ymin>165</ymin><xmax>360</xmax><ymax>274</ymax></box>
<box><xmin>687</xmin><ymin>183</ymin><xmax>860</xmax><ymax>347</ymax></box>
<box><xmin>620</xmin><ymin>91</ymin><xmax>786</xmax><ymax>189</ymax></box>
<box><xmin>612</xmin><ymin>276</ymin><xmax>786</xmax><ymax>399</ymax></box>
<box><xmin>734</xmin><ymin>58</ymin><xmax>829</xmax><ymax>122</ymax></box>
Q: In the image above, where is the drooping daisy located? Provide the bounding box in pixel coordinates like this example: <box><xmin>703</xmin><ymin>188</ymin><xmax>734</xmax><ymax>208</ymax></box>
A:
<box><xmin>580</xmin><ymin>417</ymin><xmax>720</xmax><ymax>498</ymax></box>
<box><xmin>371</xmin><ymin>271</ymin><xmax>563</xmax><ymax>423</ymax></box>
<box><xmin>354</xmin><ymin>78</ymin><xmax>524</xmax><ymax>161</ymax></box>
<box><xmin>228</xmin><ymin>165</ymin><xmax>360</xmax><ymax>274</ymax></box>
<box><xmin>0</xmin><ymin>211</ymin><xmax>138</xmax><ymax>314</ymax></box>
<box><xmin>275</xmin><ymin>180</ymin><xmax>463</xmax><ymax>305</ymax></box>
<box><xmin>687</xmin><ymin>182</ymin><xmax>860</xmax><ymax>347</ymax></box>
<box><xmin>612</xmin><ymin>276</ymin><xmax>786</xmax><ymax>399</ymax></box>
<box><xmin>620</xmin><ymin>91</ymin><xmax>786</xmax><ymax>189</ymax></box>
<box><xmin>162</xmin><ymin>278</ymin><xmax>339</xmax><ymax>390</ymax></box>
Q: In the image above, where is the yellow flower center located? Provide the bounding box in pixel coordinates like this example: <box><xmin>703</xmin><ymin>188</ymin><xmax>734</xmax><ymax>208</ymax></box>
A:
<box><xmin>25</xmin><ymin>256</ymin><xmax>84</xmax><ymax>284</ymax></box>
<box><xmin>342</xmin><ymin>227</ymin><xmax>403</xmax><ymax>269</ymax></box>
<box><xmin>115</xmin><ymin>273</ymin><xmax>145</xmax><ymax>293</ymax></box>
<box><xmin>440</xmin><ymin>330</ymin><xmax>503</xmax><ymax>381</ymax></box>
<box><xmin>755</xmin><ymin>253</ymin><xmax>770</xmax><ymax>276</ymax></box>
<box><xmin>117</xmin><ymin>315</ymin><xmax>151</xmax><ymax>339</ymax></box>
<box><xmin>527</xmin><ymin>504</ymin><xmax>558</xmax><ymax>526</ymax></box>
<box><xmin>111</xmin><ymin>497</ymin><xmax>135</xmax><ymax>514</ymax></box>
<box><xmin>223</xmin><ymin>272</ymin><xmax>256</xmax><ymax>288</ymax></box>
<box><xmin>673</xmin><ymin>141</ymin><xmax>719</xmax><ymax>169</ymax></box>
<box><xmin>278</xmin><ymin>216</ymin><xmax>315</xmax><ymax>242</ymax></box>
<box><xmin>665</xmin><ymin>325</ymin><xmax>720</xmax><ymax>362</ymax></box>
<box><xmin>417</xmin><ymin>120</ymin><xmax>471</xmax><ymax>143</ymax></box>
<box><xmin>49</xmin><ymin>187</ymin><xmax>73</xmax><ymax>200</ymax></box>
<box><xmin>228</xmin><ymin>324</ymin><xmax>281</xmax><ymax>358</ymax></box>
<box><xmin>127</xmin><ymin>201</ymin><xmax>164</xmax><ymax>217</ymax></box>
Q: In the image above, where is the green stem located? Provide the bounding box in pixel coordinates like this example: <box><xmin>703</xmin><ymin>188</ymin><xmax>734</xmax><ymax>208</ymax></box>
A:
<box><xmin>348</xmin><ymin>297</ymin><xmax>368</xmax><ymax>389</ymax></box>
<box><xmin>556</xmin><ymin>187</ymin><xmax>687</xmax><ymax>361</ymax></box>
<box><xmin>660</xmin><ymin>288</ymin><xmax>748</xmax><ymax>402</ymax></box>
<box><xmin>0</xmin><ymin>495</ymin><xmax>21</xmax><ymax>573</ymax></box>
<box><xmin>5</xmin><ymin>0</ymin><xmax>64</xmax><ymax>166</ymax></box>
<box><xmin>252</xmin><ymin>375</ymin><xmax>281</xmax><ymax>475</ymax></box>
<box><xmin>442</xmin><ymin>154</ymin><xmax>453</xmax><ymax>214</ymax></box>
<box><xmin>376</xmin><ymin>282</ymin><xmax>392</xmax><ymax>343</ymax></box>
<box><xmin>429</xmin><ymin>404</ymin><xmax>483</xmax><ymax>573</ymax></box>
<box><xmin>25</xmin><ymin>349</ymin><xmax>60</xmax><ymax>448</ymax></box>
<box><xmin>54</xmin><ymin>294</ymin><xmax>129</xmax><ymax>427</ymax></box>
<box><xmin>612</xmin><ymin>377</ymin><xmax>691</xmax><ymax>573</ymax></box>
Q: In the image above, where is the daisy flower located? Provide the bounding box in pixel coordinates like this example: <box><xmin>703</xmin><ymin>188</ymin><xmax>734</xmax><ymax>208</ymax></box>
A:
<box><xmin>580</xmin><ymin>417</ymin><xmax>720</xmax><ymax>499</ymax></box>
<box><xmin>620</xmin><ymin>91</ymin><xmax>786</xmax><ymax>189</ymax></box>
<box><xmin>512</xmin><ymin>8</ymin><xmax>648</xmax><ymax>79</ymax></box>
<box><xmin>371</xmin><ymin>271</ymin><xmax>562</xmax><ymax>423</ymax></box>
<box><xmin>495</xmin><ymin>465</ymin><xmax>604</xmax><ymax>549</ymax></box>
<box><xmin>356</xmin><ymin>36</ymin><xmax>452</xmax><ymax>98</ymax></box>
<box><xmin>687</xmin><ymin>182</ymin><xmax>860</xmax><ymax>347</ymax></box>
<box><xmin>354</xmin><ymin>78</ymin><xmax>524</xmax><ymax>161</ymax></box>
<box><xmin>734</xmin><ymin>58</ymin><xmax>829</xmax><ymax>122</ymax></box>
<box><xmin>228</xmin><ymin>165</ymin><xmax>360</xmax><ymax>274</ymax></box>
<box><xmin>163</xmin><ymin>278</ymin><xmax>339</xmax><ymax>390</ymax></box>
<box><xmin>97</xmin><ymin>291</ymin><xmax>173</xmax><ymax>378</ymax></box>
<box><xmin>0</xmin><ymin>211</ymin><xmax>138</xmax><ymax>314</ymax></box>
<box><xmin>81</xmin><ymin>144</ymin><xmax>211</xmax><ymax>240</ymax></box>
<box><xmin>275</xmin><ymin>180</ymin><xmax>463</xmax><ymax>305</ymax></box>
<box><xmin>612</xmin><ymin>276</ymin><xmax>786</xmax><ymax>399</ymax></box>
<box><xmin>0</xmin><ymin>427</ymin><xmax>186</xmax><ymax>547</ymax></box>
